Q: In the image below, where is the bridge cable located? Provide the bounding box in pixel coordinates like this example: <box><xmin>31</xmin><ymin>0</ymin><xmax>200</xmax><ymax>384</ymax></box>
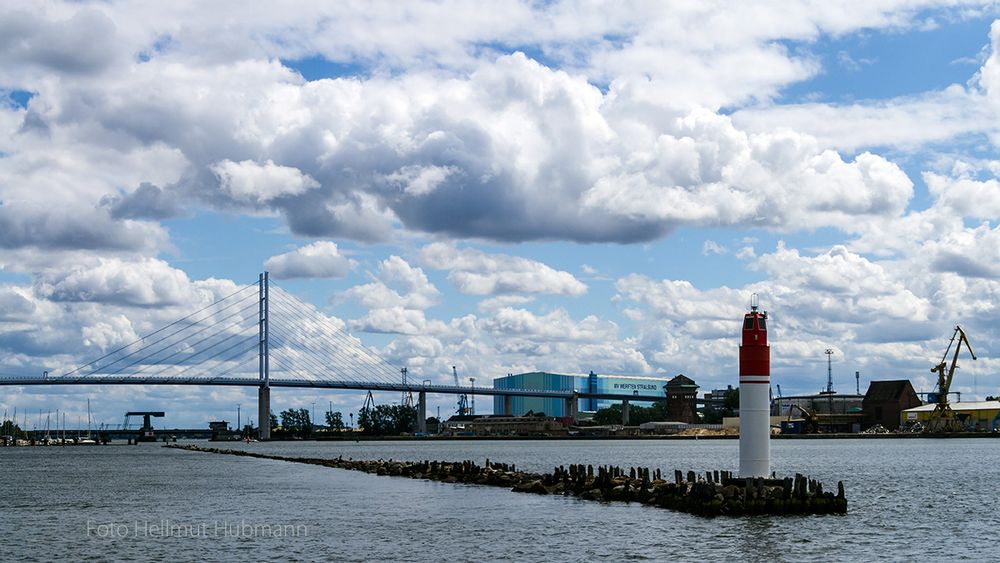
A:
<box><xmin>266</xmin><ymin>295</ymin><xmax>400</xmax><ymax>384</ymax></box>
<box><xmin>268</xmin><ymin>287</ymin><xmax>402</xmax><ymax>385</ymax></box>
<box><xmin>74</xmin><ymin>290</ymin><xmax>258</xmax><ymax>379</ymax></box>
<box><xmin>167</xmin><ymin>337</ymin><xmax>260</xmax><ymax>383</ymax></box>
<box><xmin>86</xmin><ymin>299</ymin><xmax>259</xmax><ymax>379</ymax></box>
<box><xmin>212</xmin><ymin>351</ymin><xmax>263</xmax><ymax>381</ymax></box>
<box><xmin>266</xmin><ymin>311</ymin><xmax>399</xmax><ymax>387</ymax></box>
<box><xmin>139</xmin><ymin>322</ymin><xmax>258</xmax><ymax>382</ymax></box>
<box><xmin>55</xmin><ymin>281</ymin><xmax>258</xmax><ymax>380</ymax></box>
<box><xmin>266</xmin><ymin>320</ymin><xmax>396</xmax><ymax>386</ymax></box>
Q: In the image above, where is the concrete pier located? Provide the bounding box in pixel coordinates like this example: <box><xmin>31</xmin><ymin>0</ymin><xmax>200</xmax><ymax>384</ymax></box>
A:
<box><xmin>503</xmin><ymin>395</ymin><xmax>513</xmax><ymax>416</ymax></box>
<box><xmin>417</xmin><ymin>391</ymin><xmax>427</xmax><ymax>433</ymax></box>
<box><xmin>258</xmin><ymin>385</ymin><xmax>270</xmax><ymax>440</ymax></box>
<box><xmin>622</xmin><ymin>400</ymin><xmax>630</xmax><ymax>425</ymax></box>
<box><xmin>565</xmin><ymin>394</ymin><xmax>579</xmax><ymax>421</ymax></box>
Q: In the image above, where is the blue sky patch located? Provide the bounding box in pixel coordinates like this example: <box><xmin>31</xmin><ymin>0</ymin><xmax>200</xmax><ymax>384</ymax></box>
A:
<box><xmin>281</xmin><ymin>55</ymin><xmax>371</xmax><ymax>81</ymax></box>
<box><xmin>780</xmin><ymin>13</ymin><xmax>996</xmax><ymax>104</ymax></box>
<box><xmin>6</xmin><ymin>90</ymin><xmax>34</xmax><ymax>109</ymax></box>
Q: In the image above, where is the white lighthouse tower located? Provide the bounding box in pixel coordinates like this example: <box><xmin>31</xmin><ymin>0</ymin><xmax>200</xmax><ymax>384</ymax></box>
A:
<box><xmin>739</xmin><ymin>294</ymin><xmax>770</xmax><ymax>478</ymax></box>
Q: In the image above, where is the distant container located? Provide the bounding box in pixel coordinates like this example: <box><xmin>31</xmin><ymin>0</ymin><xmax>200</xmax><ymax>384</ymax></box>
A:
<box><xmin>780</xmin><ymin>420</ymin><xmax>802</xmax><ymax>434</ymax></box>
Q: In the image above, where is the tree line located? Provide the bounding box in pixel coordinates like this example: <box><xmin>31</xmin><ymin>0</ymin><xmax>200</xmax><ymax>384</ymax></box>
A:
<box><xmin>588</xmin><ymin>387</ymin><xmax>739</xmax><ymax>425</ymax></box>
<box><xmin>267</xmin><ymin>403</ymin><xmax>422</xmax><ymax>437</ymax></box>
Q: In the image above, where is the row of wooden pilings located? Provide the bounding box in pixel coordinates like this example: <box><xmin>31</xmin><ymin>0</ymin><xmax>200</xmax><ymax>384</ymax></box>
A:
<box><xmin>166</xmin><ymin>444</ymin><xmax>846</xmax><ymax>517</ymax></box>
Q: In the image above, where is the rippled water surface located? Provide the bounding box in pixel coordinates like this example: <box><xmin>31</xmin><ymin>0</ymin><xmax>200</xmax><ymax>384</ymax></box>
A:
<box><xmin>3</xmin><ymin>438</ymin><xmax>1000</xmax><ymax>561</ymax></box>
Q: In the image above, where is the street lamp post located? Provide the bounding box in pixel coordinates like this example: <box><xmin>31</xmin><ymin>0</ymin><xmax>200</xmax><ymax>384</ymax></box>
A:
<box><xmin>470</xmin><ymin>377</ymin><xmax>476</xmax><ymax>416</ymax></box>
<box><xmin>237</xmin><ymin>403</ymin><xmax>241</xmax><ymax>431</ymax></box>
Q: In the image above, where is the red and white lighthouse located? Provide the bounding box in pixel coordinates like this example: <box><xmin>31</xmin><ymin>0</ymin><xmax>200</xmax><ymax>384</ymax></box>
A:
<box><xmin>739</xmin><ymin>293</ymin><xmax>770</xmax><ymax>477</ymax></box>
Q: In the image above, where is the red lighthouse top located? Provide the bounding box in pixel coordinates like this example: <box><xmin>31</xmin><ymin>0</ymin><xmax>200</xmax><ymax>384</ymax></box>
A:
<box><xmin>739</xmin><ymin>294</ymin><xmax>770</xmax><ymax>380</ymax></box>
<box><xmin>742</xmin><ymin>300</ymin><xmax>768</xmax><ymax>347</ymax></box>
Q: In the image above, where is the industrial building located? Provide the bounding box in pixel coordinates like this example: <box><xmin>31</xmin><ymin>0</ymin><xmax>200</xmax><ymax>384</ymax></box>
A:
<box><xmin>468</xmin><ymin>415</ymin><xmax>567</xmax><ymax>437</ymax></box>
<box><xmin>664</xmin><ymin>374</ymin><xmax>699</xmax><ymax>423</ymax></box>
<box><xmin>774</xmin><ymin>380</ymin><xmax>928</xmax><ymax>433</ymax></box>
<box><xmin>771</xmin><ymin>392</ymin><xmax>864</xmax><ymax>417</ymax></box>
<box><xmin>901</xmin><ymin>401</ymin><xmax>1000</xmax><ymax>431</ymax></box>
<box><xmin>492</xmin><ymin>371</ymin><xmax>671</xmax><ymax>417</ymax></box>
<box><xmin>862</xmin><ymin>380</ymin><xmax>921</xmax><ymax>430</ymax></box>
<box><xmin>703</xmin><ymin>386</ymin><xmax>735</xmax><ymax>413</ymax></box>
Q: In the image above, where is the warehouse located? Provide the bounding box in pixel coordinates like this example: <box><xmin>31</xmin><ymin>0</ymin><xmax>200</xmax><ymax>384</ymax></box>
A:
<box><xmin>492</xmin><ymin>371</ymin><xmax>671</xmax><ymax>417</ymax></box>
<box><xmin>862</xmin><ymin>380</ymin><xmax>921</xmax><ymax>430</ymax></box>
<box><xmin>901</xmin><ymin>401</ymin><xmax>1000</xmax><ymax>431</ymax></box>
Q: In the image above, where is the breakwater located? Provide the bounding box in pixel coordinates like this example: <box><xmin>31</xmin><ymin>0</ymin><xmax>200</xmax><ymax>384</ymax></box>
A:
<box><xmin>166</xmin><ymin>444</ymin><xmax>846</xmax><ymax>517</ymax></box>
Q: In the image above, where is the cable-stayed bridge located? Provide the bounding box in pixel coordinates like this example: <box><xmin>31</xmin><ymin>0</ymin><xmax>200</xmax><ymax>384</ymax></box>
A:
<box><xmin>0</xmin><ymin>273</ymin><xmax>665</xmax><ymax>437</ymax></box>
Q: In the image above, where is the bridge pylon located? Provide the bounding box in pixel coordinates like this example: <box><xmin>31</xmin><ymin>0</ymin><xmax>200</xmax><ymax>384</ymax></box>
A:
<box><xmin>257</xmin><ymin>271</ymin><xmax>271</xmax><ymax>440</ymax></box>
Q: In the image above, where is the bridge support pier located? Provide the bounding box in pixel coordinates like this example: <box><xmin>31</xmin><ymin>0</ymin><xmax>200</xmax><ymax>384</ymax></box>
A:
<box><xmin>503</xmin><ymin>395</ymin><xmax>513</xmax><ymax>416</ymax></box>
<box><xmin>564</xmin><ymin>393</ymin><xmax>579</xmax><ymax>422</ymax></box>
<box><xmin>258</xmin><ymin>385</ymin><xmax>271</xmax><ymax>440</ymax></box>
<box><xmin>622</xmin><ymin>399</ymin><xmax>630</xmax><ymax>426</ymax></box>
<box><xmin>417</xmin><ymin>391</ymin><xmax>427</xmax><ymax>434</ymax></box>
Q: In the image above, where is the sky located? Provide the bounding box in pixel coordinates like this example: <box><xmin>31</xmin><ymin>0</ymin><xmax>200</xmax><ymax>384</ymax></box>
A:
<box><xmin>2</xmin><ymin>1</ymin><xmax>1000</xmax><ymax>429</ymax></box>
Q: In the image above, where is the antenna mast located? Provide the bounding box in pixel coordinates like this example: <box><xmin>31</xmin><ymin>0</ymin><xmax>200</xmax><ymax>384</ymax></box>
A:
<box><xmin>824</xmin><ymin>349</ymin><xmax>834</xmax><ymax>394</ymax></box>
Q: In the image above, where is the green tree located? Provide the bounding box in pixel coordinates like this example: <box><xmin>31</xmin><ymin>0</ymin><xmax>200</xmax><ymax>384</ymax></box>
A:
<box><xmin>592</xmin><ymin>404</ymin><xmax>623</xmax><ymax>425</ymax></box>
<box><xmin>1</xmin><ymin>419</ymin><xmax>23</xmax><ymax>436</ymax></box>
<box><xmin>592</xmin><ymin>402</ymin><xmax>668</xmax><ymax>425</ymax></box>
<box><xmin>326</xmin><ymin>410</ymin><xmax>345</xmax><ymax>431</ymax></box>
<box><xmin>279</xmin><ymin>408</ymin><xmax>312</xmax><ymax>437</ymax></box>
<box><xmin>425</xmin><ymin>416</ymin><xmax>440</xmax><ymax>434</ymax></box>
<box><xmin>723</xmin><ymin>387</ymin><xmax>739</xmax><ymax>411</ymax></box>
<box><xmin>392</xmin><ymin>404</ymin><xmax>416</xmax><ymax>434</ymax></box>
<box><xmin>280</xmin><ymin>408</ymin><xmax>296</xmax><ymax>430</ymax></box>
<box><xmin>703</xmin><ymin>387</ymin><xmax>739</xmax><ymax>424</ymax></box>
<box><xmin>357</xmin><ymin>404</ymin><xmax>418</xmax><ymax>435</ymax></box>
<box><xmin>302</xmin><ymin>408</ymin><xmax>313</xmax><ymax>436</ymax></box>
<box><xmin>357</xmin><ymin>405</ymin><xmax>374</xmax><ymax>434</ymax></box>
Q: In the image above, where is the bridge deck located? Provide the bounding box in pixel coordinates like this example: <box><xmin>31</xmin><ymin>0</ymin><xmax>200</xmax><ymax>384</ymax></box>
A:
<box><xmin>0</xmin><ymin>376</ymin><xmax>673</xmax><ymax>403</ymax></box>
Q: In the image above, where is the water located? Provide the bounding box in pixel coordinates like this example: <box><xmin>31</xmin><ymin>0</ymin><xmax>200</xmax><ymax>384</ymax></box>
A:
<box><xmin>3</xmin><ymin>438</ymin><xmax>1000</xmax><ymax>561</ymax></box>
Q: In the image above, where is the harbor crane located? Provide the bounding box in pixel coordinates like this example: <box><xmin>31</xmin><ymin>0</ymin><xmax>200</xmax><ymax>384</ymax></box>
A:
<box><xmin>453</xmin><ymin>366</ymin><xmax>469</xmax><ymax>416</ymax></box>
<box><xmin>926</xmin><ymin>326</ymin><xmax>976</xmax><ymax>433</ymax></box>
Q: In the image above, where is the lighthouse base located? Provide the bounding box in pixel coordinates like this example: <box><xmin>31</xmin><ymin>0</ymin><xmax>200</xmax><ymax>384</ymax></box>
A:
<box><xmin>739</xmin><ymin>380</ymin><xmax>770</xmax><ymax>478</ymax></box>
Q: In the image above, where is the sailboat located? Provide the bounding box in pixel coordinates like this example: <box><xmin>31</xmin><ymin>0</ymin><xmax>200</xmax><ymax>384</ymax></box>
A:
<box><xmin>42</xmin><ymin>412</ymin><xmax>52</xmax><ymax>445</ymax></box>
<box><xmin>79</xmin><ymin>399</ymin><xmax>96</xmax><ymax>444</ymax></box>
<box><xmin>16</xmin><ymin>410</ymin><xmax>30</xmax><ymax>446</ymax></box>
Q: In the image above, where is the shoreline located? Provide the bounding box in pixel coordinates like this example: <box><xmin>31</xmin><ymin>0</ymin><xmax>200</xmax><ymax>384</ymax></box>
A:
<box><xmin>233</xmin><ymin>431</ymin><xmax>1000</xmax><ymax>442</ymax></box>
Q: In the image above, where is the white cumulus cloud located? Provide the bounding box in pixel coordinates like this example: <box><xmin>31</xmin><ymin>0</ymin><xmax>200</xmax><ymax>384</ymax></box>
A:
<box><xmin>212</xmin><ymin>159</ymin><xmax>319</xmax><ymax>203</ymax></box>
<box><xmin>420</xmin><ymin>242</ymin><xmax>587</xmax><ymax>296</ymax></box>
<box><xmin>265</xmin><ymin>241</ymin><xmax>355</xmax><ymax>279</ymax></box>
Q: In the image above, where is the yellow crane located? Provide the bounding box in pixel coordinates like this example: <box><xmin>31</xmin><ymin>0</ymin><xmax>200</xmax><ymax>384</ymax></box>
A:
<box><xmin>926</xmin><ymin>326</ymin><xmax>976</xmax><ymax>433</ymax></box>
